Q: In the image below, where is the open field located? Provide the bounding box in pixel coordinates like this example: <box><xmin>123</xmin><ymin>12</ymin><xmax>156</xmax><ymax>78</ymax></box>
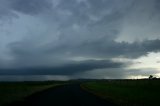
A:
<box><xmin>0</xmin><ymin>81</ymin><xmax>64</xmax><ymax>106</ymax></box>
<box><xmin>1</xmin><ymin>79</ymin><xmax>160</xmax><ymax>106</ymax></box>
<box><xmin>82</xmin><ymin>79</ymin><xmax>160</xmax><ymax>106</ymax></box>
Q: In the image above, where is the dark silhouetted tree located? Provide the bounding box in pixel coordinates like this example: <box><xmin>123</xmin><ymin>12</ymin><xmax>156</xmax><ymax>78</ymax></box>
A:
<box><xmin>149</xmin><ymin>75</ymin><xmax>153</xmax><ymax>79</ymax></box>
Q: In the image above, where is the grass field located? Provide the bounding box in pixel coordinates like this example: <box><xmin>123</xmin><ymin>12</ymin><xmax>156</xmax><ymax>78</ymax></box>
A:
<box><xmin>82</xmin><ymin>79</ymin><xmax>160</xmax><ymax>106</ymax></box>
<box><xmin>0</xmin><ymin>81</ymin><xmax>64</xmax><ymax>106</ymax></box>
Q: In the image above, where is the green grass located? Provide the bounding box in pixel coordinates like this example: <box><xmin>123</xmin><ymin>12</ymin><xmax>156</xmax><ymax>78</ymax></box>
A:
<box><xmin>82</xmin><ymin>79</ymin><xmax>160</xmax><ymax>106</ymax></box>
<box><xmin>0</xmin><ymin>81</ymin><xmax>64</xmax><ymax>106</ymax></box>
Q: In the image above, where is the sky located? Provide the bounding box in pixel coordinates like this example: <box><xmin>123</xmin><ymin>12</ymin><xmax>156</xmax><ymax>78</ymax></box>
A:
<box><xmin>0</xmin><ymin>0</ymin><xmax>160</xmax><ymax>81</ymax></box>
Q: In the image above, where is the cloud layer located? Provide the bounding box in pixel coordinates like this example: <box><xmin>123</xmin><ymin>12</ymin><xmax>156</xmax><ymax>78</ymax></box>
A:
<box><xmin>0</xmin><ymin>0</ymin><xmax>160</xmax><ymax>80</ymax></box>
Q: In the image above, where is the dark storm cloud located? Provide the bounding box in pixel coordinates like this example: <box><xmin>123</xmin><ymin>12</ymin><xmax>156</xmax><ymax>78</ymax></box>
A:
<box><xmin>101</xmin><ymin>39</ymin><xmax>160</xmax><ymax>58</ymax></box>
<box><xmin>10</xmin><ymin>0</ymin><xmax>52</xmax><ymax>15</ymax></box>
<box><xmin>0</xmin><ymin>0</ymin><xmax>52</xmax><ymax>20</ymax></box>
<box><xmin>0</xmin><ymin>60</ymin><xmax>124</xmax><ymax>75</ymax></box>
<box><xmin>56</xmin><ymin>0</ymin><xmax>133</xmax><ymax>29</ymax></box>
<box><xmin>4</xmin><ymin>38</ymin><xmax>160</xmax><ymax>76</ymax></box>
<box><xmin>0</xmin><ymin>0</ymin><xmax>17</xmax><ymax>20</ymax></box>
<box><xmin>0</xmin><ymin>0</ymin><xmax>160</xmax><ymax>79</ymax></box>
<box><xmin>153</xmin><ymin>0</ymin><xmax>160</xmax><ymax>10</ymax></box>
<box><xmin>5</xmin><ymin>31</ymin><xmax>160</xmax><ymax>71</ymax></box>
<box><xmin>44</xmin><ymin>39</ymin><xmax>160</xmax><ymax>58</ymax></box>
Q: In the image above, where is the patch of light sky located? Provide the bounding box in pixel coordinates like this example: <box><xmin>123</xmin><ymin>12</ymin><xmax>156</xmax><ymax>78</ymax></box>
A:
<box><xmin>128</xmin><ymin>52</ymin><xmax>160</xmax><ymax>70</ymax></box>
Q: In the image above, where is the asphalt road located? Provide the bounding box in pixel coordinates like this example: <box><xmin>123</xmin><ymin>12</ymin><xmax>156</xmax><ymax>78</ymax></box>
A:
<box><xmin>11</xmin><ymin>84</ymin><xmax>116</xmax><ymax>106</ymax></box>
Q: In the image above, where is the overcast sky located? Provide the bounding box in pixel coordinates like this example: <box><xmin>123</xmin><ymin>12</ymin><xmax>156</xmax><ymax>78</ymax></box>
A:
<box><xmin>0</xmin><ymin>0</ymin><xmax>160</xmax><ymax>81</ymax></box>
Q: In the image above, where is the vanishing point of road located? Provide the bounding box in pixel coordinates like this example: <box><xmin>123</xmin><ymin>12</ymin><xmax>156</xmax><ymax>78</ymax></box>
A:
<box><xmin>11</xmin><ymin>84</ymin><xmax>116</xmax><ymax>106</ymax></box>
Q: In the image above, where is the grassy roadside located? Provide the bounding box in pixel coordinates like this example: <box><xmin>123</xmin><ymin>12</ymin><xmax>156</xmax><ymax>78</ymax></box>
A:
<box><xmin>0</xmin><ymin>81</ymin><xmax>64</xmax><ymax>106</ymax></box>
<box><xmin>81</xmin><ymin>80</ymin><xmax>160</xmax><ymax>106</ymax></box>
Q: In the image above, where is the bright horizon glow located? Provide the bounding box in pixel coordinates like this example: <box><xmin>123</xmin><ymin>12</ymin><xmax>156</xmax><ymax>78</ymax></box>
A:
<box><xmin>128</xmin><ymin>52</ymin><xmax>160</xmax><ymax>70</ymax></box>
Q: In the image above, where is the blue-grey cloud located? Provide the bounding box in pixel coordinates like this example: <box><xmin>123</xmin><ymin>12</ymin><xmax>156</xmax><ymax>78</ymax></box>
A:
<box><xmin>0</xmin><ymin>60</ymin><xmax>124</xmax><ymax>75</ymax></box>
<box><xmin>10</xmin><ymin>0</ymin><xmax>52</xmax><ymax>15</ymax></box>
<box><xmin>5</xmin><ymin>38</ymin><xmax>160</xmax><ymax>69</ymax></box>
<box><xmin>43</xmin><ymin>39</ymin><xmax>160</xmax><ymax>58</ymax></box>
<box><xmin>0</xmin><ymin>0</ymin><xmax>160</xmax><ymax>79</ymax></box>
<box><xmin>0</xmin><ymin>0</ymin><xmax>52</xmax><ymax>17</ymax></box>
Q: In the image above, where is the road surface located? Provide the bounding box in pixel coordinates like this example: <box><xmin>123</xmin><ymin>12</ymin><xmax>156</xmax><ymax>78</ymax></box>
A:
<box><xmin>11</xmin><ymin>84</ymin><xmax>116</xmax><ymax>106</ymax></box>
